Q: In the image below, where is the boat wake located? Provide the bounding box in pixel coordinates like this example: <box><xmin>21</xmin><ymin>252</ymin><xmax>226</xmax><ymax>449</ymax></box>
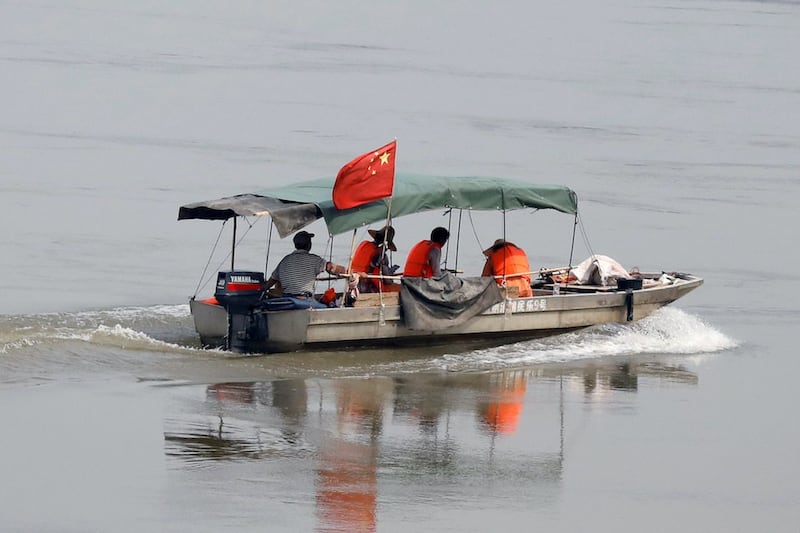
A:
<box><xmin>78</xmin><ymin>324</ymin><xmax>202</xmax><ymax>354</ymax></box>
<box><xmin>432</xmin><ymin>307</ymin><xmax>739</xmax><ymax>372</ymax></box>
<box><xmin>0</xmin><ymin>304</ymin><xmax>201</xmax><ymax>356</ymax></box>
<box><xmin>2</xmin><ymin>305</ymin><xmax>738</xmax><ymax>382</ymax></box>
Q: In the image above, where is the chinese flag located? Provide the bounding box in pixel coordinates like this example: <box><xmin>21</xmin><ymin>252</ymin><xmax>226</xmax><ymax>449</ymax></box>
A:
<box><xmin>332</xmin><ymin>140</ymin><xmax>397</xmax><ymax>210</ymax></box>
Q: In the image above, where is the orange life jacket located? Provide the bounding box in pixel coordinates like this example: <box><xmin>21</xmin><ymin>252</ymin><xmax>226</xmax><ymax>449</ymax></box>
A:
<box><xmin>403</xmin><ymin>240</ymin><xmax>439</xmax><ymax>278</ymax></box>
<box><xmin>352</xmin><ymin>240</ymin><xmax>394</xmax><ymax>292</ymax></box>
<box><xmin>484</xmin><ymin>244</ymin><xmax>532</xmax><ymax>297</ymax></box>
<box><xmin>351</xmin><ymin>241</ymin><xmax>379</xmax><ymax>275</ymax></box>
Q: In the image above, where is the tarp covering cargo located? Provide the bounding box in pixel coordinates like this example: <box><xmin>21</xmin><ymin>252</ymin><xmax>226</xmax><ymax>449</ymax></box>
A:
<box><xmin>400</xmin><ymin>274</ymin><xmax>503</xmax><ymax>331</ymax></box>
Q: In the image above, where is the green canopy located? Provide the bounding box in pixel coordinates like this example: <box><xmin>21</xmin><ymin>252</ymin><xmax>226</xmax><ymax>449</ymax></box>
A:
<box><xmin>179</xmin><ymin>174</ymin><xmax>578</xmax><ymax>237</ymax></box>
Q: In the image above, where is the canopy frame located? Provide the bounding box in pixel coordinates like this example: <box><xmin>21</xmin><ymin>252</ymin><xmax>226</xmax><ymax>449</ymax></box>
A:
<box><xmin>179</xmin><ymin>175</ymin><xmax>578</xmax><ymax>239</ymax></box>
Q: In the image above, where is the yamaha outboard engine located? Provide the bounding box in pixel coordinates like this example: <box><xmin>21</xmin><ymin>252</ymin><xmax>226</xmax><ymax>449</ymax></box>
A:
<box><xmin>214</xmin><ymin>271</ymin><xmax>268</xmax><ymax>353</ymax></box>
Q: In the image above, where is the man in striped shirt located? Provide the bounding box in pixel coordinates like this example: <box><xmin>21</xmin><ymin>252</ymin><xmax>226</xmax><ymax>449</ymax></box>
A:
<box><xmin>264</xmin><ymin>230</ymin><xmax>347</xmax><ymax>309</ymax></box>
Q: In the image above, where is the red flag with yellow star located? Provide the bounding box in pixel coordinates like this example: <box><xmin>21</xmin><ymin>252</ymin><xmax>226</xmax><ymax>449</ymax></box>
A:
<box><xmin>332</xmin><ymin>140</ymin><xmax>396</xmax><ymax>210</ymax></box>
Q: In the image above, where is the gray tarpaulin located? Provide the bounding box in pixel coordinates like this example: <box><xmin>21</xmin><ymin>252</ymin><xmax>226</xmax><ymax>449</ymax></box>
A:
<box><xmin>400</xmin><ymin>274</ymin><xmax>503</xmax><ymax>331</ymax></box>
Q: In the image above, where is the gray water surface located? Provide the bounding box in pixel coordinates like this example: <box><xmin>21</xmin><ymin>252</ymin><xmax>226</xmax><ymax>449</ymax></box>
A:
<box><xmin>1</xmin><ymin>1</ymin><xmax>799</xmax><ymax>531</ymax></box>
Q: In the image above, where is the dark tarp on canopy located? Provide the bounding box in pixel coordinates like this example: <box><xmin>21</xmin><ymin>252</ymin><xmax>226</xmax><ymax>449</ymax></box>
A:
<box><xmin>178</xmin><ymin>174</ymin><xmax>578</xmax><ymax>238</ymax></box>
<box><xmin>178</xmin><ymin>194</ymin><xmax>321</xmax><ymax>237</ymax></box>
<box><xmin>400</xmin><ymin>274</ymin><xmax>503</xmax><ymax>331</ymax></box>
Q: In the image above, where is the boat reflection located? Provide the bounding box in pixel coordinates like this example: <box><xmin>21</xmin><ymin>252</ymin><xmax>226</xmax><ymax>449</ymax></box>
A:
<box><xmin>316</xmin><ymin>379</ymin><xmax>389</xmax><ymax>533</ymax></box>
<box><xmin>164</xmin><ymin>379</ymin><xmax>309</xmax><ymax>461</ymax></box>
<box><xmin>162</xmin><ymin>357</ymin><xmax>698</xmax><ymax>530</ymax></box>
<box><xmin>578</xmin><ymin>359</ymin><xmax>698</xmax><ymax>395</ymax></box>
<box><xmin>478</xmin><ymin>371</ymin><xmax>527</xmax><ymax>435</ymax></box>
<box><xmin>206</xmin><ymin>379</ymin><xmax>308</xmax><ymax>422</ymax></box>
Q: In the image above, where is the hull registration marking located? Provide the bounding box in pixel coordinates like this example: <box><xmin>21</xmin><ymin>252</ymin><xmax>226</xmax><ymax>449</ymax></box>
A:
<box><xmin>485</xmin><ymin>298</ymin><xmax>548</xmax><ymax>315</ymax></box>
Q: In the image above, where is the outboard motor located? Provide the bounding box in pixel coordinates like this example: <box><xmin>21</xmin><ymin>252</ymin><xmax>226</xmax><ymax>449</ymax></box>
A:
<box><xmin>214</xmin><ymin>271</ymin><xmax>268</xmax><ymax>353</ymax></box>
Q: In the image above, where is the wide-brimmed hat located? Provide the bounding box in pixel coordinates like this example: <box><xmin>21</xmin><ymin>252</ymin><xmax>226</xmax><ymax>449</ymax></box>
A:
<box><xmin>293</xmin><ymin>230</ymin><xmax>315</xmax><ymax>248</ymax></box>
<box><xmin>368</xmin><ymin>226</ymin><xmax>397</xmax><ymax>251</ymax></box>
<box><xmin>483</xmin><ymin>238</ymin><xmax>514</xmax><ymax>256</ymax></box>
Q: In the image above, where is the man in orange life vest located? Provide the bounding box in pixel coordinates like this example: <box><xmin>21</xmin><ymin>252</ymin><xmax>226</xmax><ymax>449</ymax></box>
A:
<box><xmin>350</xmin><ymin>226</ymin><xmax>401</xmax><ymax>293</ymax></box>
<box><xmin>403</xmin><ymin>226</ymin><xmax>450</xmax><ymax>278</ymax></box>
<box><xmin>481</xmin><ymin>239</ymin><xmax>533</xmax><ymax>297</ymax></box>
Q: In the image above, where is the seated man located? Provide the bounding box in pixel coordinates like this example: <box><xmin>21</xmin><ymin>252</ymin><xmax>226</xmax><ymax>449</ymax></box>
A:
<box><xmin>351</xmin><ymin>225</ymin><xmax>401</xmax><ymax>293</ymax></box>
<box><xmin>481</xmin><ymin>239</ymin><xmax>533</xmax><ymax>297</ymax></box>
<box><xmin>264</xmin><ymin>230</ymin><xmax>348</xmax><ymax>309</ymax></box>
<box><xmin>403</xmin><ymin>226</ymin><xmax>449</xmax><ymax>278</ymax></box>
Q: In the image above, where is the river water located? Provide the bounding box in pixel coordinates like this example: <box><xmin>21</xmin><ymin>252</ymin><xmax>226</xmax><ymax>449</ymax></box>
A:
<box><xmin>1</xmin><ymin>1</ymin><xmax>799</xmax><ymax>531</ymax></box>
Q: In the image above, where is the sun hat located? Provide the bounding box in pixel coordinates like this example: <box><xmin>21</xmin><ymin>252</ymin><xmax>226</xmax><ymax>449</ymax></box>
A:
<box><xmin>367</xmin><ymin>226</ymin><xmax>397</xmax><ymax>251</ymax></box>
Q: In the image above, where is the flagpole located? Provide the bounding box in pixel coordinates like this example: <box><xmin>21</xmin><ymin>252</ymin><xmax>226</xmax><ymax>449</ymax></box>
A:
<box><xmin>377</xmin><ymin>195</ymin><xmax>394</xmax><ymax>307</ymax></box>
<box><xmin>383</xmin><ymin>138</ymin><xmax>397</xmax><ymax>238</ymax></box>
<box><xmin>379</xmin><ymin>138</ymin><xmax>397</xmax><ymax>302</ymax></box>
<box><xmin>381</xmin><ymin>196</ymin><xmax>394</xmax><ymax>277</ymax></box>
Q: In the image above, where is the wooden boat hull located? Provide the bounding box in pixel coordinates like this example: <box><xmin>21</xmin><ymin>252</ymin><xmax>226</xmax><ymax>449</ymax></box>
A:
<box><xmin>190</xmin><ymin>273</ymin><xmax>703</xmax><ymax>354</ymax></box>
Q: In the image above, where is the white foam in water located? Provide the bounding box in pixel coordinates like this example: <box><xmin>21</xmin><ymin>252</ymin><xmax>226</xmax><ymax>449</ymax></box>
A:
<box><xmin>86</xmin><ymin>324</ymin><xmax>202</xmax><ymax>353</ymax></box>
<box><xmin>0</xmin><ymin>304</ymin><xmax>197</xmax><ymax>355</ymax></box>
<box><xmin>69</xmin><ymin>304</ymin><xmax>191</xmax><ymax>323</ymax></box>
<box><xmin>434</xmin><ymin>307</ymin><xmax>739</xmax><ymax>370</ymax></box>
<box><xmin>0</xmin><ymin>337</ymin><xmax>40</xmax><ymax>354</ymax></box>
<box><xmin>37</xmin><ymin>323</ymin><xmax>202</xmax><ymax>355</ymax></box>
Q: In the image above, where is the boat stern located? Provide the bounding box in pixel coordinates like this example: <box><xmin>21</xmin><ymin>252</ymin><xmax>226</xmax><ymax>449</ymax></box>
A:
<box><xmin>189</xmin><ymin>297</ymin><xmax>227</xmax><ymax>348</ymax></box>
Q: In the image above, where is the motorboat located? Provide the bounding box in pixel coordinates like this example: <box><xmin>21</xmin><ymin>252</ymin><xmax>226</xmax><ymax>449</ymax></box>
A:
<box><xmin>178</xmin><ymin>175</ymin><xmax>702</xmax><ymax>353</ymax></box>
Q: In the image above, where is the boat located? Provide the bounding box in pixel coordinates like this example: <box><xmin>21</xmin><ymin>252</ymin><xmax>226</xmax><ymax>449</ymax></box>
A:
<box><xmin>178</xmin><ymin>174</ymin><xmax>702</xmax><ymax>353</ymax></box>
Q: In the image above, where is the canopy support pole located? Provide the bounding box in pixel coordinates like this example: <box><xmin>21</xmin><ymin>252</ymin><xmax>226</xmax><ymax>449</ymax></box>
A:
<box><xmin>568</xmin><ymin>213</ymin><xmax>578</xmax><ymax>271</ymax></box>
<box><xmin>340</xmin><ymin>228</ymin><xmax>359</xmax><ymax>308</ymax></box>
<box><xmin>443</xmin><ymin>208</ymin><xmax>452</xmax><ymax>269</ymax></box>
<box><xmin>454</xmin><ymin>209</ymin><xmax>463</xmax><ymax>273</ymax></box>
<box><xmin>345</xmin><ymin>228</ymin><xmax>358</xmax><ymax>274</ymax></box>
<box><xmin>192</xmin><ymin>220</ymin><xmax>227</xmax><ymax>298</ymax></box>
<box><xmin>231</xmin><ymin>217</ymin><xmax>237</xmax><ymax>271</ymax></box>
<box><xmin>264</xmin><ymin>219</ymin><xmax>274</xmax><ymax>278</ymax></box>
<box><xmin>501</xmin><ymin>209</ymin><xmax>508</xmax><ymax>289</ymax></box>
<box><xmin>326</xmin><ymin>234</ymin><xmax>334</xmax><ymax>288</ymax></box>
